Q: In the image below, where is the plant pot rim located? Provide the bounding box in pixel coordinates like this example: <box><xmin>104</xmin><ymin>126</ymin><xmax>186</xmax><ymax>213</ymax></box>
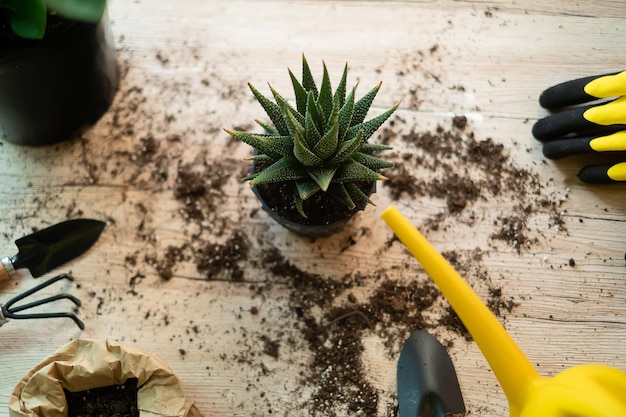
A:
<box><xmin>251</xmin><ymin>181</ymin><xmax>376</xmax><ymax>238</ymax></box>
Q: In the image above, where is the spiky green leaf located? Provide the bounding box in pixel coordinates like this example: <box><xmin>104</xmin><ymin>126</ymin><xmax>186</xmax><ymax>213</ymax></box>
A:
<box><xmin>338</xmin><ymin>85</ymin><xmax>356</xmax><ymax>141</ymax></box>
<box><xmin>360</xmin><ymin>143</ymin><xmax>393</xmax><ymax>153</ymax></box>
<box><xmin>333</xmin><ymin>160</ymin><xmax>386</xmax><ymax>183</ymax></box>
<box><xmin>255</xmin><ymin>119</ymin><xmax>279</xmax><ymax>135</ymax></box>
<box><xmin>345</xmin><ymin>182</ymin><xmax>374</xmax><ymax>206</ymax></box>
<box><xmin>295</xmin><ymin>195</ymin><xmax>307</xmax><ymax>218</ymax></box>
<box><xmin>317</xmin><ymin>62</ymin><xmax>334</xmax><ymax>122</ymax></box>
<box><xmin>294</xmin><ymin>127</ymin><xmax>323</xmax><ymax>167</ymax></box>
<box><xmin>289</xmin><ymin>69</ymin><xmax>309</xmax><ymax>114</ymax></box>
<box><xmin>333</xmin><ymin>63</ymin><xmax>348</xmax><ymax>109</ymax></box>
<box><xmin>296</xmin><ymin>180</ymin><xmax>321</xmax><ymax>200</ymax></box>
<box><xmin>225</xmin><ymin>129</ymin><xmax>293</xmax><ymax>160</ymax></box>
<box><xmin>345</xmin><ymin>103</ymin><xmax>398</xmax><ymax>142</ymax></box>
<box><xmin>351</xmin><ymin>82</ymin><xmax>381</xmax><ymax>126</ymax></box>
<box><xmin>327</xmin><ymin>184</ymin><xmax>356</xmax><ymax>210</ymax></box>
<box><xmin>246</xmin><ymin>154</ymin><xmax>274</xmax><ymax>162</ymax></box>
<box><xmin>308</xmin><ymin>166</ymin><xmax>337</xmax><ymax>192</ymax></box>
<box><xmin>250</xmin><ymin>157</ymin><xmax>308</xmax><ymax>185</ymax></box>
<box><xmin>329</xmin><ymin>129</ymin><xmax>363</xmax><ymax>165</ymax></box>
<box><xmin>272</xmin><ymin>87</ymin><xmax>305</xmax><ymax>127</ymax></box>
<box><xmin>249</xmin><ymin>83</ymin><xmax>289</xmax><ymax>136</ymax></box>
<box><xmin>304</xmin><ymin>92</ymin><xmax>322</xmax><ymax>148</ymax></box>
<box><xmin>313</xmin><ymin>102</ymin><xmax>339</xmax><ymax>160</ymax></box>
<box><xmin>302</xmin><ymin>55</ymin><xmax>318</xmax><ymax>98</ymax></box>
<box><xmin>351</xmin><ymin>152</ymin><xmax>395</xmax><ymax>170</ymax></box>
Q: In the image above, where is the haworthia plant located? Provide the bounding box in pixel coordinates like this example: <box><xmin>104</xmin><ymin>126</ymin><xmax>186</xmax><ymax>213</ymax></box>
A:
<box><xmin>226</xmin><ymin>55</ymin><xmax>397</xmax><ymax>218</ymax></box>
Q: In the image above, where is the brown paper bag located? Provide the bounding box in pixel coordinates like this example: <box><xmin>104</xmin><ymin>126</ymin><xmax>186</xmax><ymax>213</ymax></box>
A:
<box><xmin>9</xmin><ymin>338</ymin><xmax>203</xmax><ymax>417</ymax></box>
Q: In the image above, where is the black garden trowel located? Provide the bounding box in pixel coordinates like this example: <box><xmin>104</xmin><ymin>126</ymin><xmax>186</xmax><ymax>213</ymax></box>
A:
<box><xmin>0</xmin><ymin>219</ymin><xmax>106</xmax><ymax>283</ymax></box>
<box><xmin>397</xmin><ymin>330</ymin><xmax>466</xmax><ymax>417</ymax></box>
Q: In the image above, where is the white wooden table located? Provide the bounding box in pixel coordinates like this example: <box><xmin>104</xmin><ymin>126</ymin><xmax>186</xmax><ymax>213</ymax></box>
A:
<box><xmin>1</xmin><ymin>1</ymin><xmax>625</xmax><ymax>416</ymax></box>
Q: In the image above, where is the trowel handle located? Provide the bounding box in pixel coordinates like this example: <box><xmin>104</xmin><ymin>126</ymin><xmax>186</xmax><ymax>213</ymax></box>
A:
<box><xmin>0</xmin><ymin>257</ymin><xmax>15</xmax><ymax>283</ymax></box>
<box><xmin>381</xmin><ymin>206</ymin><xmax>540</xmax><ymax>410</ymax></box>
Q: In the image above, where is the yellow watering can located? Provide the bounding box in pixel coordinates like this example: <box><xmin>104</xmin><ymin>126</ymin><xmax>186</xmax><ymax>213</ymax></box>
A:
<box><xmin>381</xmin><ymin>205</ymin><xmax>626</xmax><ymax>417</ymax></box>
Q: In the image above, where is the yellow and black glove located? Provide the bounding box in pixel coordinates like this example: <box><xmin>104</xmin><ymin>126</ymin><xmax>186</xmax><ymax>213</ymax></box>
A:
<box><xmin>532</xmin><ymin>71</ymin><xmax>626</xmax><ymax>183</ymax></box>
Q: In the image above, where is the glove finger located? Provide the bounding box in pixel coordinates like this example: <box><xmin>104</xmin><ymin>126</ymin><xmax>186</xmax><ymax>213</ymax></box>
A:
<box><xmin>543</xmin><ymin>131</ymin><xmax>626</xmax><ymax>159</ymax></box>
<box><xmin>578</xmin><ymin>162</ymin><xmax>626</xmax><ymax>184</ymax></box>
<box><xmin>533</xmin><ymin>98</ymin><xmax>626</xmax><ymax>141</ymax></box>
<box><xmin>539</xmin><ymin>71</ymin><xmax>626</xmax><ymax>109</ymax></box>
<box><xmin>533</xmin><ymin>106</ymin><xmax>594</xmax><ymax>140</ymax></box>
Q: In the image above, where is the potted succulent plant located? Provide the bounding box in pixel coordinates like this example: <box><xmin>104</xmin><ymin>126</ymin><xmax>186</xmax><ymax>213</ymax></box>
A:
<box><xmin>0</xmin><ymin>0</ymin><xmax>119</xmax><ymax>146</ymax></box>
<box><xmin>225</xmin><ymin>55</ymin><xmax>398</xmax><ymax>238</ymax></box>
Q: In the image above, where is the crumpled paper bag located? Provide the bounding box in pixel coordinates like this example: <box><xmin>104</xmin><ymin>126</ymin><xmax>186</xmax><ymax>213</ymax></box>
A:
<box><xmin>9</xmin><ymin>338</ymin><xmax>203</xmax><ymax>417</ymax></box>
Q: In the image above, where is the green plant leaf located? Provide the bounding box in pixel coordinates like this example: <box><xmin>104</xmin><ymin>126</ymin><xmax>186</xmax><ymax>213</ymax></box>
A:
<box><xmin>255</xmin><ymin>119</ymin><xmax>279</xmax><ymax>135</ymax></box>
<box><xmin>289</xmin><ymin>69</ymin><xmax>308</xmax><ymax>115</ymax></box>
<box><xmin>301</xmin><ymin>55</ymin><xmax>318</xmax><ymax>98</ymax></box>
<box><xmin>294</xmin><ymin>125</ymin><xmax>323</xmax><ymax>167</ymax></box>
<box><xmin>1</xmin><ymin>0</ymin><xmax>46</xmax><ymax>39</ymax></box>
<box><xmin>350</xmin><ymin>152</ymin><xmax>395</xmax><ymax>170</ymax></box>
<box><xmin>296</xmin><ymin>180</ymin><xmax>320</xmax><ymax>200</ymax></box>
<box><xmin>305</xmin><ymin>91</ymin><xmax>324</xmax><ymax>140</ymax></box>
<box><xmin>333</xmin><ymin>63</ymin><xmax>348</xmax><ymax>109</ymax></box>
<box><xmin>308</xmin><ymin>166</ymin><xmax>337</xmax><ymax>192</ymax></box>
<box><xmin>338</xmin><ymin>85</ymin><xmax>356</xmax><ymax>141</ymax></box>
<box><xmin>317</xmin><ymin>62</ymin><xmax>334</xmax><ymax>123</ymax></box>
<box><xmin>312</xmin><ymin>102</ymin><xmax>339</xmax><ymax>160</ymax></box>
<box><xmin>329</xmin><ymin>129</ymin><xmax>363</xmax><ymax>165</ymax></box>
<box><xmin>271</xmin><ymin>86</ymin><xmax>304</xmax><ymax>127</ymax></box>
<box><xmin>46</xmin><ymin>0</ymin><xmax>105</xmax><ymax>22</ymax></box>
<box><xmin>346</xmin><ymin>103</ymin><xmax>398</xmax><ymax>142</ymax></box>
<box><xmin>327</xmin><ymin>184</ymin><xmax>356</xmax><ymax>210</ymax></box>
<box><xmin>250</xmin><ymin>157</ymin><xmax>308</xmax><ymax>185</ymax></box>
<box><xmin>281</xmin><ymin>102</ymin><xmax>308</xmax><ymax>152</ymax></box>
<box><xmin>294</xmin><ymin>193</ymin><xmax>307</xmax><ymax>218</ymax></box>
<box><xmin>248</xmin><ymin>83</ymin><xmax>289</xmax><ymax>136</ymax></box>
<box><xmin>246</xmin><ymin>154</ymin><xmax>274</xmax><ymax>162</ymax></box>
<box><xmin>334</xmin><ymin>160</ymin><xmax>385</xmax><ymax>183</ymax></box>
<box><xmin>224</xmin><ymin>129</ymin><xmax>292</xmax><ymax>160</ymax></box>
<box><xmin>360</xmin><ymin>143</ymin><xmax>393</xmax><ymax>153</ymax></box>
<box><xmin>304</xmin><ymin>93</ymin><xmax>322</xmax><ymax>149</ymax></box>
<box><xmin>351</xmin><ymin>82</ymin><xmax>381</xmax><ymax>126</ymax></box>
<box><xmin>345</xmin><ymin>182</ymin><xmax>373</xmax><ymax>206</ymax></box>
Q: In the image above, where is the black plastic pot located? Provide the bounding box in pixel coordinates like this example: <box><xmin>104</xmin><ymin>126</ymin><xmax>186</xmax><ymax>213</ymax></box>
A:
<box><xmin>251</xmin><ymin>184</ymin><xmax>373</xmax><ymax>238</ymax></box>
<box><xmin>0</xmin><ymin>11</ymin><xmax>119</xmax><ymax>146</ymax></box>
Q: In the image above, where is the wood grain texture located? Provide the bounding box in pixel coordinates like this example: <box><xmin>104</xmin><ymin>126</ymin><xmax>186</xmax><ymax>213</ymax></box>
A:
<box><xmin>1</xmin><ymin>1</ymin><xmax>625</xmax><ymax>416</ymax></box>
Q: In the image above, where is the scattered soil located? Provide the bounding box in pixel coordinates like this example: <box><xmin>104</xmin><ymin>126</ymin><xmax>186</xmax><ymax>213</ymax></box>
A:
<box><xmin>64</xmin><ymin>378</ymin><xmax>139</xmax><ymax>417</ymax></box>
<box><xmin>19</xmin><ymin>43</ymin><xmax>572</xmax><ymax>417</ymax></box>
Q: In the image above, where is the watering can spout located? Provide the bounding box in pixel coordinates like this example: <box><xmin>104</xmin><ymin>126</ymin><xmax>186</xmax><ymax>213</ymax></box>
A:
<box><xmin>381</xmin><ymin>206</ymin><xmax>539</xmax><ymax>406</ymax></box>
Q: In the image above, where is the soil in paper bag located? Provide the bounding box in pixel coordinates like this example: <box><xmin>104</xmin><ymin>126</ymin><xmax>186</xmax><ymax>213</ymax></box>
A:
<box><xmin>64</xmin><ymin>378</ymin><xmax>139</xmax><ymax>417</ymax></box>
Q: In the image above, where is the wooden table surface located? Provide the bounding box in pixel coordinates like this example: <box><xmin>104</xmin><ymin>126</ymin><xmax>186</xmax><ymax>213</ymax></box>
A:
<box><xmin>1</xmin><ymin>1</ymin><xmax>625</xmax><ymax>416</ymax></box>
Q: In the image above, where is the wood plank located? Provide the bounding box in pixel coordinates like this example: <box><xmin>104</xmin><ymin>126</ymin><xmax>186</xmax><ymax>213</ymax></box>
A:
<box><xmin>1</xmin><ymin>1</ymin><xmax>625</xmax><ymax>416</ymax></box>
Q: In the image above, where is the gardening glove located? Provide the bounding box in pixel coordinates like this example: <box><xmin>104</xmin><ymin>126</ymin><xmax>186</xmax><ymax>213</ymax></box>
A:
<box><xmin>532</xmin><ymin>71</ymin><xmax>626</xmax><ymax>183</ymax></box>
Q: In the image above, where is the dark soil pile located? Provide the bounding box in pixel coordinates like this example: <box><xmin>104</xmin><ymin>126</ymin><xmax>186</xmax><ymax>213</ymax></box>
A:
<box><xmin>64</xmin><ymin>378</ymin><xmax>139</xmax><ymax>417</ymax></box>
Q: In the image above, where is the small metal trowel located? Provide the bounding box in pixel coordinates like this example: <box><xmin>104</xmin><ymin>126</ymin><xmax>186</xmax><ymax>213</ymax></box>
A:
<box><xmin>0</xmin><ymin>219</ymin><xmax>106</xmax><ymax>283</ymax></box>
<box><xmin>398</xmin><ymin>330</ymin><xmax>465</xmax><ymax>417</ymax></box>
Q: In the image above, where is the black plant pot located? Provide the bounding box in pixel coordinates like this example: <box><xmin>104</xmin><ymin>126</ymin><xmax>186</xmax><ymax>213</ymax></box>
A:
<box><xmin>251</xmin><ymin>184</ymin><xmax>373</xmax><ymax>238</ymax></box>
<box><xmin>0</xmin><ymin>11</ymin><xmax>119</xmax><ymax>146</ymax></box>
<box><xmin>249</xmin><ymin>156</ymin><xmax>377</xmax><ymax>238</ymax></box>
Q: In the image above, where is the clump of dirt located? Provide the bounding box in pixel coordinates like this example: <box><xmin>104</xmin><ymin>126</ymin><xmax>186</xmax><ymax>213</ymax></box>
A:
<box><xmin>196</xmin><ymin>230</ymin><xmax>249</xmax><ymax>280</ymax></box>
<box><xmin>64</xmin><ymin>378</ymin><xmax>139</xmax><ymax>417</ymax></box>
<box><xmin>260</xmin><ymin>246</ymin><xmax>502</xmax><ymax>416</ymax></box>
